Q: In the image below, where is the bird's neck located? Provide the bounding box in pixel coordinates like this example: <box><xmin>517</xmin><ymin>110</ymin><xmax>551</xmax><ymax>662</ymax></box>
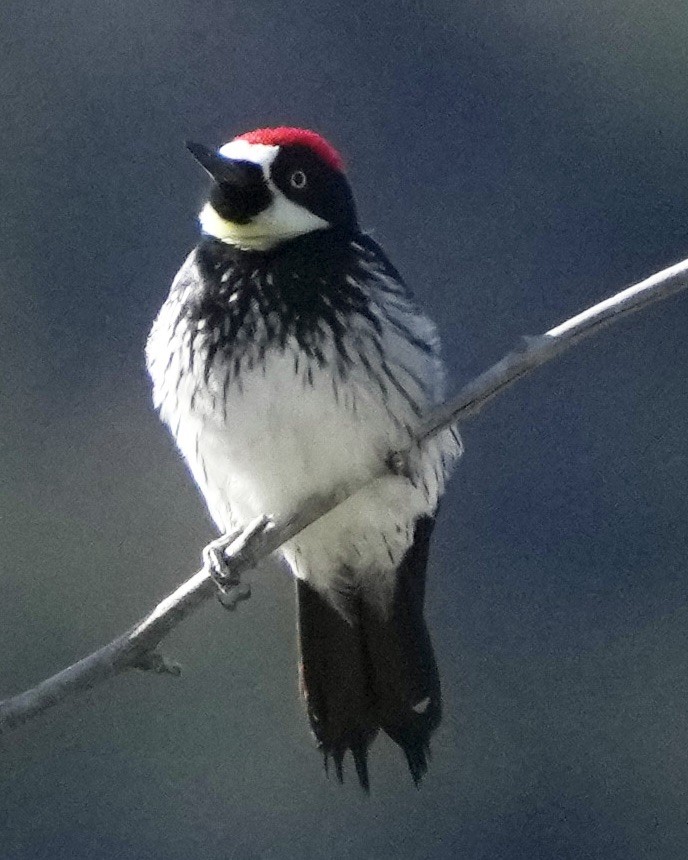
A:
<box><xmin>198</xmin><ymin>225</ymin><xmax>360</xmax><ymax>268</ymax></box>
<box><xmin>182</xmin><ymin>227</ymin><xmax>371</xmax><ymax>350</ymax></box>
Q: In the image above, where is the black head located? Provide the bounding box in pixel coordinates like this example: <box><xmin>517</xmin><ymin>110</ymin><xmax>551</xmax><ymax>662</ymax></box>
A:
<box><xmin>187</xmin><ymin>127</ymin><xmax>358</xmax><ymax>251</ymax></box>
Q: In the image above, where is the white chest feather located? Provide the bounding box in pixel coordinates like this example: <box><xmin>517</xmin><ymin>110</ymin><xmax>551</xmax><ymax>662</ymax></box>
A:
<box><xmin>146</xmin><ymin>247</ymin><xmax>461</xmax><ymax>600</ymax></box>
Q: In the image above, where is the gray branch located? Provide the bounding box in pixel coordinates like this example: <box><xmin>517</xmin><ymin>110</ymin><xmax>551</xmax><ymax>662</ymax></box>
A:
<box><xmin>3</xmin><ymin>255</ymin><xmax>688</xmax><ymax>733</ymax></box>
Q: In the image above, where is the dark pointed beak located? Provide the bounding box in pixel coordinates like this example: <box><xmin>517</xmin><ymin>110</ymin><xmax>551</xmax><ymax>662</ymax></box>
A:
<box><xmin>185</xmin><ymin>141</ymin><xmax>256</xmax><ymax>187</ymax></box>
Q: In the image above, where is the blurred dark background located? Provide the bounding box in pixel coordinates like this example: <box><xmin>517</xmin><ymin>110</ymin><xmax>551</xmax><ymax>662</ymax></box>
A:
<box><xmin>2</xmin><ymin>1</ymin><xmax>688</xmax><ymax>857</ymax></box>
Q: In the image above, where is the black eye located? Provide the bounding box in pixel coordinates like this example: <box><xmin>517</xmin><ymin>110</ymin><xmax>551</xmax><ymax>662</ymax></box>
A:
<box><xmin>289</xmin><ymin>169</ymin><xmax>307</xmax><ymax>189</ymax></box>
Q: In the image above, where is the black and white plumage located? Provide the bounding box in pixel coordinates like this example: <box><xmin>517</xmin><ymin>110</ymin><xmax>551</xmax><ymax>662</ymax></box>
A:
<box><xmin>146</xmin><ymin>127</ymin><xmax>461</xmax><ymax>788</ymax></box>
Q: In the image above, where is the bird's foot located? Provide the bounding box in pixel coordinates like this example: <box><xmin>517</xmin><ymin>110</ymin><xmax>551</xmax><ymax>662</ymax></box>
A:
<box><xmin>203</xmin><ymin>530</ymin><xmax>248</xmax><ymax>609</ymax></box>
<box><xmin>202</xmin><ymin>516</ymin><xmax>272</xmax><ymax>610</ymax></box>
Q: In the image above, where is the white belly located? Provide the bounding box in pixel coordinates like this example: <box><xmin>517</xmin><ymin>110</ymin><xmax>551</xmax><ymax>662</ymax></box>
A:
<box><xmin>162</xmin><ymin>343</ymin><xmax>457</xmax><ymax>600</ymax></box>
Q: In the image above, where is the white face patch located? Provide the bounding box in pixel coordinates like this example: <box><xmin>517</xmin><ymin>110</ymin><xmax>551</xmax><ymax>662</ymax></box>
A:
<box><xmin>199</xmin><ymin>139</ymin><xmax>330</xmax><ymax>251</ymax></box>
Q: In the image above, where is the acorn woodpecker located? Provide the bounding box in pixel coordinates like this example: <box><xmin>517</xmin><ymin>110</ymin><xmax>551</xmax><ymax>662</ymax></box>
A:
<box><xmin>146</xmin><ymin>127</ymin><xmax>461</xmax><ymax>789</ymax></box>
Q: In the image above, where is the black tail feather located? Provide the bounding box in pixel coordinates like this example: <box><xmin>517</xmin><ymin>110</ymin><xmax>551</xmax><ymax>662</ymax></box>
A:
<box><xmin>324</xmin><ymin>739</ymin><xmax>371</xmax><ymax>792</ymax></box>
<box><xmin>296</xmin><ymin>516</ymin><xmax>441</xmax><ymax>790</ymax></box>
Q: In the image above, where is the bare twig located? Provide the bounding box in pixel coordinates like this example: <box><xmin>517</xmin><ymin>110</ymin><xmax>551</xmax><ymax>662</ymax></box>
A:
<box><xmin>2</xmin><ymin>255</ymin><xmax>688</xmax><ymax>733</ymax></box>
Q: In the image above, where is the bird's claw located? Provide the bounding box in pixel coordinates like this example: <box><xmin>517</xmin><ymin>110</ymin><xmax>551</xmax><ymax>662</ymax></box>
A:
<box><xmin>203</xmin><ymin>530</ymin><xmax>243</xmax><ymax>586</ymax></box>
<box><xmin>217</xmin><ymin>582</ymin><xmax>252</xmax><ymax>610</ymax></box>
<box><xmin>202</xmin><ymin>516</ymin><xmax>272</xmax><ymax>610</ymax></box>
<box><xmin>203</xmin><ymin>529</ymin><xmax>248</xmax><ymax>609</ymax></box>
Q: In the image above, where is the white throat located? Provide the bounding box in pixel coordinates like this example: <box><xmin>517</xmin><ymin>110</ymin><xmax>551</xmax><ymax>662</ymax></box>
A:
<box><xmin>198</xmin><ymin>139</ymin><xmax>330</xmax><ymax>251</ymax></box>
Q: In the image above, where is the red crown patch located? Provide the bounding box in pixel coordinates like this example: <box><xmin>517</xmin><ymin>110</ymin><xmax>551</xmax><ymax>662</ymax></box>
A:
<box><xmin>234</xmin><ymin>127</ymin><xmax>345</xmax><ymax>172</ymax></box>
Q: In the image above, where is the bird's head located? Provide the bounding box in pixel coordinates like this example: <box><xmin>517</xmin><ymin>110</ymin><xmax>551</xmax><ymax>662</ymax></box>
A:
<box><xmin>186</xmin><ymin>127</ymin><xmax>358</xmax><ymax>252</ymax></box>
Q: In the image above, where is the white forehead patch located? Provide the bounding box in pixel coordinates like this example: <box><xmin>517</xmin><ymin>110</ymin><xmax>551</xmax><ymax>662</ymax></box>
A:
<box><xmin>217</xmin><ymin>139</ymin><xmax>279</xmax><ymax>176</ymax></box>
<box><xmin>201</xmin><ymin>138</ymin><xmax>330</xmax><ymax>251</ymax></box>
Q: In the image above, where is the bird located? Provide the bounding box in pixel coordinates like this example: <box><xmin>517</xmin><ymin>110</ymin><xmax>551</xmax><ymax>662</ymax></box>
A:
<box><xmin>146</xmin><ymin>126</ymin><xmax>462</xmax><ymax>789</ymax></box>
